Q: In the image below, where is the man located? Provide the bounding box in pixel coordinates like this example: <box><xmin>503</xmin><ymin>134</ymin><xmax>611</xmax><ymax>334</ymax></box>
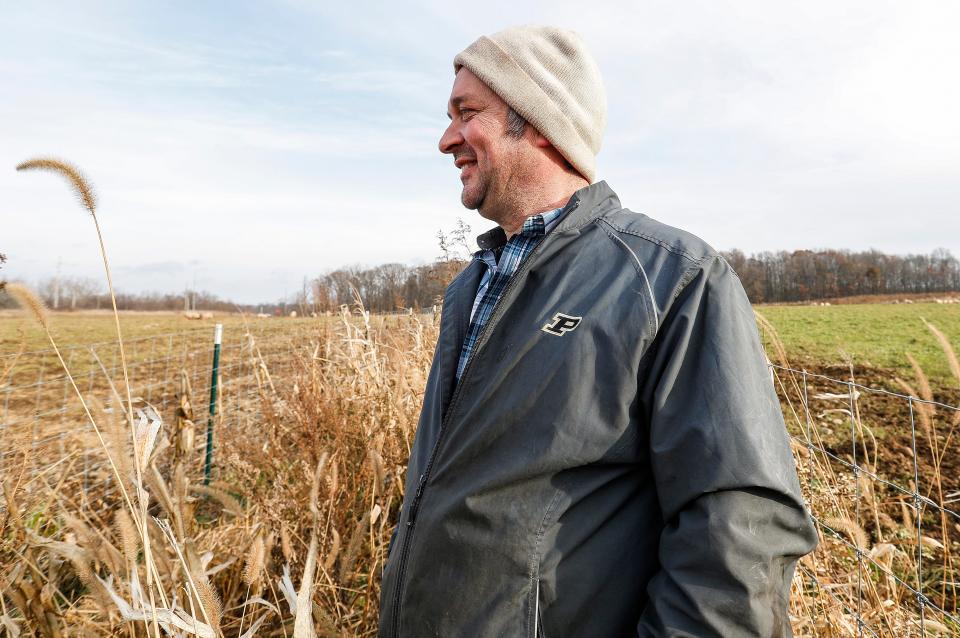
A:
<box><xmin>379</xmin><ymin>25</ymin><xmax>817</xmax><ymax>637</ymax></box>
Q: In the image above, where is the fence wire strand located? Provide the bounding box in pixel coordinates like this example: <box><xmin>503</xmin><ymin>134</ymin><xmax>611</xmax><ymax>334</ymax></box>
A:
<box><xmin>1</xmin><ymin>322</ymin><xmax>958</xmax><ymax>636</ymax></box>
<box><xmin>774</xmin><ymin>362</ymin><xmax>960</xmax><ymax>637</ymax></box>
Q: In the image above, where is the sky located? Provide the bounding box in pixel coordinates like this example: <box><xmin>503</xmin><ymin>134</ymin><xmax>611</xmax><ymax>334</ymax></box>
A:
<box><xmin>1</xmin><ymin>1</ymin><xmax>958</xmax><ymax>304</ymax></box>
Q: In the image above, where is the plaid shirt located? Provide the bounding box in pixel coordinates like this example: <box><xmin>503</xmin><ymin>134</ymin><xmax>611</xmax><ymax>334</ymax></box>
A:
<box><xmin>456</xmin><ymin>207</ymin><xmax>565</xmax><ymax>380</ymax></box>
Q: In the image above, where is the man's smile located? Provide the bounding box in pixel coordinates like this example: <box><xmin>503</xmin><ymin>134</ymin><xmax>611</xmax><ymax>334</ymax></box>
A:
<box><xmin>456</xmin><ymin>157</ymin><xmax>477</xmax><ymax>180</ymax></box>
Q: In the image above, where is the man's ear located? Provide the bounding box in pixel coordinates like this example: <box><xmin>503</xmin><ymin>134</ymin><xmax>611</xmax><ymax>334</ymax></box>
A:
<box><xmin>527</xmin><ymin>128</ymin><xmax>573</xmax><ymax>172</ymax></box>
<box><xmin>531</xmin><ymin>130</ymin><xmax>554</xmax><ymax>149</ymax></box>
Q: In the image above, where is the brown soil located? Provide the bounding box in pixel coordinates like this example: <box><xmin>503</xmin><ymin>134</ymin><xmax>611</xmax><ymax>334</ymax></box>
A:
<box><xmin>785</xmin><ymin>363</ymin><xmax>959</xmax><ymax>483</ymax></box>
<box><xmin>778</xmin><ymin>361</ymin><xmax>960</xmax><ymax>547</ymax></box>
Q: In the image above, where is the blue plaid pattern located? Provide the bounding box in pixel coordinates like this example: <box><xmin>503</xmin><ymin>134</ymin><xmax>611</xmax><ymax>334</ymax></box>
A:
<box><xmin>456</xmin><ymin>207</ymin><xmax>565</xmax><ymax>380</ymax></box>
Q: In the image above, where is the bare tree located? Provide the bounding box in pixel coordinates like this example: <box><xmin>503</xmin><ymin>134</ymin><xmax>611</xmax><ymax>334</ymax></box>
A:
<box><xmin>721</xmin><ymin>248</ymin><xmax>960</xmax><ymax>302</ymax></box>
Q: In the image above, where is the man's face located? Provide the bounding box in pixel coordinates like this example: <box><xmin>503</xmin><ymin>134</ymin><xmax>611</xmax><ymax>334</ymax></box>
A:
<box><xmin>439</xmin><ymin>68</ymin><xmax>526</xmax><ymax>215</ymax></box>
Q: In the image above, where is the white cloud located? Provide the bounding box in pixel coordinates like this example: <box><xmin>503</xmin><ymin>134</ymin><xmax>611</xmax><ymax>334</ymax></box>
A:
<box><xmin>1</xmin><ymin>0</ymin><xmax>957</xmax><ymax>303</ymax></box>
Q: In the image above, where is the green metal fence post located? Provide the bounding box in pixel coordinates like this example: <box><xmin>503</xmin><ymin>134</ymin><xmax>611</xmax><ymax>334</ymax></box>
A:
<box><xmin>203</xmin><ymin>323</ymin><xmax>222</xmax><ymax>485</ymax></box>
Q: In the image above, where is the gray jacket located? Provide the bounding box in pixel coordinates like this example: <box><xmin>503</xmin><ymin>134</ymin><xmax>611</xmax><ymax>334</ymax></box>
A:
<box><xmin>378</xmin><ymin>181</ymin><xmax>817</xmax><ymax>637</ymax></box>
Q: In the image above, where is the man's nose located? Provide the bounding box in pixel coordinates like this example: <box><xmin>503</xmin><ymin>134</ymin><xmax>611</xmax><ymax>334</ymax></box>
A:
<box><xmin>438</xmin><ymin>121</ymin><xmax>462</xmax><ymax>155</ymax></box>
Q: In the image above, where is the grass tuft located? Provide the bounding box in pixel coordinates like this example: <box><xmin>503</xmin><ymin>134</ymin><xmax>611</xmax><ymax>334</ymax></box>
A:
<box><xmin>16</xmin><ymin>157</ymin><xmax>97</xmax><ymax>215</ymax></box>
<box><xmin>5</xmin><ymin>283</ymin><xmax>49</xmax><ymax>329</ymax></box>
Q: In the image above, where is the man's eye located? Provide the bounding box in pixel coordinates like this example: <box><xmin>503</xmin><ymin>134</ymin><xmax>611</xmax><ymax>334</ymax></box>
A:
<box><xmin>460</xmin><ymin>109</ymin><xmax>475</xmax><ymax>119</ymax></box>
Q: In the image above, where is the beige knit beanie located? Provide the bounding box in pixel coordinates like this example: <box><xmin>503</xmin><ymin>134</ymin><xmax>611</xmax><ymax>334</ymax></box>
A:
<box><xmin>454</xmin><ymin>25</ymin><xmax>607</xmax><ymax>182</ymax></box>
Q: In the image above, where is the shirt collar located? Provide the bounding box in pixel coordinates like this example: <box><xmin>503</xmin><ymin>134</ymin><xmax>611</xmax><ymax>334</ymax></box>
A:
<box><xmin>526</xmin><ymin>206</ymin><xmax>565</xmax><ymax>236</ymax></box>
<box><xmin>474</xmin><ymin>206</ymin><xmax>566</xmax><ymax>252</ymax></box>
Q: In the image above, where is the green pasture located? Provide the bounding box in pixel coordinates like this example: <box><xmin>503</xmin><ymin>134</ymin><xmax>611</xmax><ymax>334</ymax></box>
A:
<box><xmin>1</xmin><ymin>302</ymin><xmax>958</xmax><ymax>389</ymax></box>
<box><xmin>756</xmin><ymin>302</ymin><xmax>960</xmax><ymax>387</ymax></box>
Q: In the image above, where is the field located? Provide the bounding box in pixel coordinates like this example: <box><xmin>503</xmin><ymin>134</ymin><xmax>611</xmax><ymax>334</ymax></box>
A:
<box><xmin>0</xmin><ymin>311</ymin><xmax>321</xmax><ymax>364</ymax></box>
<box><xmin>1</xmin><ymin>303</ymin><xmax>959</xmax><ymax>636</ymax></box>
<box><xmin>756</xmin><ymin>302</ymin><xmax>960</xmax><ymax>386</ymax></box>
<box><xmin>5</xmin><ymin>299</ymin><xmax>958</xmax><ymax>383</ymax></box>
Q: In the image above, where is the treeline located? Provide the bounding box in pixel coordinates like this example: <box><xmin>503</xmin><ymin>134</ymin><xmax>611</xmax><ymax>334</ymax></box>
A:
<box><xmin>722</xmin><ymin>248</ymin><xmax>960</xmax><ymax>303</ymax></box>
<box><xmin>3</xmin><ymin>248</ymin><xmax>957</xmax><ymax>314</ymax></box>
<box><xmin>300</xmin><ymin>221</ymin><xmax>473</xmax><ymax>313</ymax></box>
<box><xmin>0</xmin><ymin>275</ymin><xmax>245</xmax><ymax>312</ymax></box>
<box><xmin>309</xmin><ymin>247</ymin><xmax>960</xmax><ymax>311</ymax></box>
<box><xmin>0</xmin><ymin>265</ymin><xmax>463</xmax><ymax>314</ymax></box>
<box><xmin>306</xmin><ymin>260</ymin><xmax>464</xmax><ymax>313</ymax></box>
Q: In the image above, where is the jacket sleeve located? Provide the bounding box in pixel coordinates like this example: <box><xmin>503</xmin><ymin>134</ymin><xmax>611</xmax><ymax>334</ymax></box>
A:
<box><xmin>636</xmin><ymin>254</ymin><xmax>817</xmax><ymax>637</ymax></box>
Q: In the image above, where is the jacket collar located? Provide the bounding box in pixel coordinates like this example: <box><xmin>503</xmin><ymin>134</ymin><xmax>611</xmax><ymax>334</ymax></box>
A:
<box><xmin>474</xmin><ymin>181</ymin><xmax>620</xmax><ymax>249</ymax></box>
<box><xmin>437</xmin><ymin>259</ymin><xmax>485</xmax><ymax>412</ymax></box>
<box><xmin>553</xmin><ymin>180</ymin><xmax>621</xmax><ymax>234</ymax></box>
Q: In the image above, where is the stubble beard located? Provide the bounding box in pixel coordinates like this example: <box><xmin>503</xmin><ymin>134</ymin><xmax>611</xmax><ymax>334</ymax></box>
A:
<box><xmin>457</xmin><ymin>145</ymin><xmax>525</xmax><ymax>226</ymax></box>
<box><xmin>463</xmin><ymin>162</ymin><xmax>512</xmax><ymax>225</ymax></box>
<box><xmin>460</xmin><ymin>167</ymin><xmax>488</xmax><ymax>211</ymax></box>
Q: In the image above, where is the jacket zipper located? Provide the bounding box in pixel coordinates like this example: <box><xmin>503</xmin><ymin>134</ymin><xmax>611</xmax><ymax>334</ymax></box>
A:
<box><xmin>534</xmin><ymin>579</ymin><xmax>541</xmax><ymax>638</ymax></box>
<box><xmin>389</xmin><ymin>208</ymin><xmax>577</xmax><ymax>637</ymax></box>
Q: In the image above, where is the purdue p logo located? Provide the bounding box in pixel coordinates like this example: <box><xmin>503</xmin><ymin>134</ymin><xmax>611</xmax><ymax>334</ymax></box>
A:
<box><xmin>541</xmin><ymin>312</ymin><xmax>582</xmax><ymax>336</ymax></box>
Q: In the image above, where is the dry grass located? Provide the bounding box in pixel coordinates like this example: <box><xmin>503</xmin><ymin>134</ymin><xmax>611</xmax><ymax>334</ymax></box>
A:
<box><xmin>16</xmin><ymin>158</ymin><xmax>96</xmax><ymax>215</ymax></box>
<box><xmin>4</xmin><ymin>157</ymin><xmax>960</xmax><ymax>636</ymax></box>
<box><xmin>0</xmin><ymin>301</ymin><xmax>435</xmax><ymax>636</ymax></box>
<box><xmin>4</xmin><ymin>299</ymin><xmax>960</xmax><ymax>636</ymax></box>
<box><xmin>770</xmin><ymin>315</ymin><xmax>960</xmax><ymax>636</ymax></box>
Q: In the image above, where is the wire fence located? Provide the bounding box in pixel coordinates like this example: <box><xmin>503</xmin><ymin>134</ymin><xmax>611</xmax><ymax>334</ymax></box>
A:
<box><xmin>0</xmin><ymin>321</ymin><xmax>317</xmax><ymax>492</ymax></box>
<box><xmin>1</xmin><ymin>319</ymin><xmax>958</xmax><ymax>636</ymax></box>
<box><xmin>772</xmin><ymin>363</ymin><xmax>960</xmax><ymax>636</ymax></box>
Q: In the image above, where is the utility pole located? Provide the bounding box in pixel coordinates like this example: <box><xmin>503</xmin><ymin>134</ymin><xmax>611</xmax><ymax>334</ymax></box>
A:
<box><xmin>52</xmin><ymin>258</ymin><xmax>61</xmax><ymax>310</ymax></box>
<box><xmin>192</xmin><ymin>269</ymin><xmax>198</xmax><ymax>311</ymax></box>
<box><xmin>301</xmin><ymin>276</ymin><xmax>309</xmax><ymax>316</ymax></box>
